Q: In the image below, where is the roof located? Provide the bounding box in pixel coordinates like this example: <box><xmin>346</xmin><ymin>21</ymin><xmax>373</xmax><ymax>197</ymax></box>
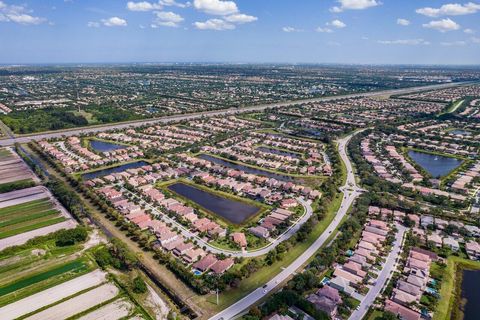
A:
<box><xmin>385</xmin><ymin>299</ymin><xmax>421</xmax><ymax>320</ymax></box>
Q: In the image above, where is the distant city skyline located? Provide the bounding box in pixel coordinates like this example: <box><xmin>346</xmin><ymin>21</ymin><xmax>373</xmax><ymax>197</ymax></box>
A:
<box><xmin>0</xmin><ymin>0</ymin><xmax>479</xmax><ymax>64</ymax></box>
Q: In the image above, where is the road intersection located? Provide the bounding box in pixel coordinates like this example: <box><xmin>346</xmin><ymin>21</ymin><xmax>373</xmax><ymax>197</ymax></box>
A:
<box><xmin>208</xmin><ymin>131</ymin><xmax>364</xmax><ymax>320</ymax></box>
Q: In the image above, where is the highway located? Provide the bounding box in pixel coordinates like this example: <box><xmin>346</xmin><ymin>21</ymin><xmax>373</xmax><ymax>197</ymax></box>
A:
<box><xmin>348</xmin><ymin>224</ymin><xmax>406</xmax><ymax>320</ymax></box>
<box><xmin>0</xmin><ymin>81</ymin><xmax>469</xmax><ymax>147</ymax></box>
<box><xmin>208</xmin><ymin>130</ymin><xmax>364</xmax><ymax>320</ymax></box>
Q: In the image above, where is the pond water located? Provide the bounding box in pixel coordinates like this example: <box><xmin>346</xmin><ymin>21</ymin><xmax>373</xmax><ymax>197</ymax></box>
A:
<box><xmin>407</xmin><ymin>150</ymin><xmax>462</xmax><ymax>178</ymax></box>
<box><xmin>459</xmin><ymin>269</ymin><xmax>480</xmax><ymax>320</ymax></box>
<box><xmin>82</xmin><ymin>161</ymin><xmax>149</xmax><ymax>180</ymax></box>
<box><xmin>90</xmin><ymin>140</ymin><xmax>126</xmax><ymax>153</ymax></box>
<box><xmin>198</xmin><ymin>154</ymin><xmax>293</xmax><ymax>182</ymax></box>
<box><xmin>451</xmin><ymin>129</ymin><xmax>472</xmax><ymax>136</ymax></box>
<box><xmin>257</xmin><ymin>146</ymin><xmax>301</xmax><ymax>159</ymax></box>
<box><xmin>167</xmin><ymin>182</ymin><xmax>260</xmax><ymax>224</ymax></box>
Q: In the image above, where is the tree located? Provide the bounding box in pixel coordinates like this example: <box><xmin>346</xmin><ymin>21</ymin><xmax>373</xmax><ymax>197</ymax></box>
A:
<box><xmin>55</xmin><ymin>227</ymin><xmax>88</xmax><ymax>246</ymax></box>
<box><xmin>132</xmin><ymin>276</ymin><xmax>147</xmax><ymax>293</ymax></box>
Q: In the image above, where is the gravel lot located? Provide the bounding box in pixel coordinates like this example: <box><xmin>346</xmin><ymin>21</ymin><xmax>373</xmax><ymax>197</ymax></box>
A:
<box><xmin>0</xmin><ymin>269</ymin><xmax>107</xmax><ymax>320</ymax></box>
<box><xmin>78</xmin><ymin>298</ymin><xmax>133</xmax><ymax>320</ymax></box>
<box><xmin>25</xmin><ymin>283</ymin><xmax>119</xmax><ymax>320</ymax></box>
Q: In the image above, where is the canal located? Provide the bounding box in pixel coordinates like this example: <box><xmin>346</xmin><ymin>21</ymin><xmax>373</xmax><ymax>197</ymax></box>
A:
<box><xmin>459</xmin><ymin>269</ymin><xmax>480</xmax><ymax>320</ymax></box>
<box><xmin>167</xmin><ymin>182</ymin><xmax>261</xmax><ymax>224</ymax></box>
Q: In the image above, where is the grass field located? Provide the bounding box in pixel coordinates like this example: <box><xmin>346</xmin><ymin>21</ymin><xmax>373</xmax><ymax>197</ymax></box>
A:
<box><xmin>0</xmin><ymin>198</ymin><xmax>65</xmax><ymax>239</ymax></box>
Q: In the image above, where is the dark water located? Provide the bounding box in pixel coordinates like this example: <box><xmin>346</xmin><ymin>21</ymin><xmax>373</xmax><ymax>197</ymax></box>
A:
<box><xmin>198</xmin><ymin>154</ymin><xmax>293</xmax><ymax>182</ymax></box>
<box><xmin>82</xmin><ymin>161</ymin><xmax>149</xmax><ymax>180</ymax></box>
<box><xmin>90</xmin><ymin>140</ymin><xmax>125</xmax><ymax>152</ymax></box>
<box><xmin>460</xmin><ymin>269</ymin><xmax>480</xmax><ymax>320</ymax></box>
<box><xmin>451</xmin><ymin>130</ymin><xmax>472</xmax><ymax>136</ymax></box>
<box><xmin>257</xmin><ymin>146</ymin><xmax>300</xmax><ymax>159</ymax></box>
<box><xmin>408</xmin><ymin>150</ymin><xmax>462</xmax><ymax>178</ymax></box>
<box><xmin>167</xmin><ymin>182</ymin><xmax>260</xmax><ymax>224</ymax></box>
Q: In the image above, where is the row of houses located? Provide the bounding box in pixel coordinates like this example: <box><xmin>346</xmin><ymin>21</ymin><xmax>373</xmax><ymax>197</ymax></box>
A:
<box><xmin>385</xmin><ymin>248</ymin><xmax>438</xmax><ymax>320</ymax></box>
<box><xmin>329</xmin><ymin>218</ymin><xmax>391</xmax><ymax>296</ymax></box>
<box><xmin>249</xmin><ymin>207</ymin><xmax>296</xmax><ymax>239</ymax></box>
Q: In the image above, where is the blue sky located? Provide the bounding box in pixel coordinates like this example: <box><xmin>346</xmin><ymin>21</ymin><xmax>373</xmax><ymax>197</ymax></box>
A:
<box><xmin>0</xmin><ymin>0</ymin><xmax>479</xmax><ymax>64</ymax></box>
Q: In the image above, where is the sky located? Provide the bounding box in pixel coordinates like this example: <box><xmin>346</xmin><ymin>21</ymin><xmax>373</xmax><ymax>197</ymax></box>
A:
<box><xmin>0</xmin><ymin>0</ymin><xmax>479</xmax><ymax>65</ymax></box>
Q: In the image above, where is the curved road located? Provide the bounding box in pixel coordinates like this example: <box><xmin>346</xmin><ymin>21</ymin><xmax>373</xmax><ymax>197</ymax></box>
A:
<box><xmin>122</xmin><ymin>185</ymin><xmax>313</xmax><ymax>258</ymax></box>
<box><xmin>0</xmin><ymin>81</ymin><xmax>469</xmax><ymax>147</ymax></box>
<box><xmin>208</xmin><ymin>130</ymin><xmax>364</xmax><ymax>320</ymax></box>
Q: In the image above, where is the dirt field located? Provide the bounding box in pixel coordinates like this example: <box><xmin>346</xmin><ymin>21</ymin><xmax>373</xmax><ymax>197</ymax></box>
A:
<box><xmin>25</xmin><ymin>283</ymin><xmax>119</xmax><ymax>320</ymax></box>
<box><xmin>0</xmin><ymin>148</ymin><xmax>38</xmax><ymax>185</ymax></box>
<box><xmin>78</xmin><ymin>298</ymin><xmax>133</xmax><ymax>320</ymax></box>
<box><xmin>0</xmin><ymin>269</ymin><xmax>106</xmax><ymax>320</ymax></box>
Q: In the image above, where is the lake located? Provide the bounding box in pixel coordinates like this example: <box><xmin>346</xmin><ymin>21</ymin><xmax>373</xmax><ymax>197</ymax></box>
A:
<box><xmin>459</xmin><ymin>269</ymin><xmax>480</xmax><ymax>320</ymax></box>
<box><xmin>90</xmin><ymin>140</ymin><xmax>126</xmax><ymax>153</ymax></box>
<box><xmin>257</xmin><ymin>146</ymin><xmax>301</xmax><ymax>159</ymax></box>
<box><xmin>167</xmin><ymin>182</ymin><xmax>260</xmax><ymax>224</ymax></box>
<box><xmin>198</xmin><ymin>154</ymin><xmax>293</xmax><ymax>182</ymax></box>
<box><xmin>451</xmin><ymin>129</ymin><xmax>472</xmax><ymax>136</ymax></box>
<box><xmin>82</xmin><ymin>161</ymin><xmax>149</xmax><ymax>180</ymax></box>
<box><xmin>408</xmin><ymin>150</ymin><xmax>462</xmax><ymax>178</ymax></box>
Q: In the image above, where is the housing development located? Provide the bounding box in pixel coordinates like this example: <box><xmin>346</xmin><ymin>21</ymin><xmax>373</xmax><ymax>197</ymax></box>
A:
<box><xmin>0</xmin><ymin>62</ymin><xmax>478</xmax><ymax>320</ymax></box>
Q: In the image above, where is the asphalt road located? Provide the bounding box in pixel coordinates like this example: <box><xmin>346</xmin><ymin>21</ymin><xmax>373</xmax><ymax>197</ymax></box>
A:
<box><xmin>0</xmin><ymin>81</ymin><xmax>469</xmax><ymax>147</ymax></box>
<box><xmin>348</xmin><ymin>224</ymin><xmax>407</xmax><ymax>320</ymax></box>
<box><xmin>208</xmin><ymin>131</ymin><xmax>364</xmax><ymax>320</ymax></box>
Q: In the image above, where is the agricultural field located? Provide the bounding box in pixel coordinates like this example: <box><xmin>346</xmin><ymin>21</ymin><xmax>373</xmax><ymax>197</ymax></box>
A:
<box><xmin>0</xmin><ymin>147</ymin><xmax>38</xmax><ymax>193</ymax></box>
<box><xmin>0</xmin><ymin>230</ymin><xmax>158</xmax><ymax>320</ymax></box>
<box><xmin>0</xmin><ymin>186</ymin><xmax>77</xmax><ymax>250</ymax></box>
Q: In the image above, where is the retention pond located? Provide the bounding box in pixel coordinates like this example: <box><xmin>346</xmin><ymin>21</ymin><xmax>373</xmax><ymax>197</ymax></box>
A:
<box><xmin>167</xmin><ymin>182</ymin><xmax>260</xmax><ymax>224</ymax></box>
<box><xmin>407</xmin><ymin>150</ymin><xmax>462</xmax><ymax>178</ymax></box>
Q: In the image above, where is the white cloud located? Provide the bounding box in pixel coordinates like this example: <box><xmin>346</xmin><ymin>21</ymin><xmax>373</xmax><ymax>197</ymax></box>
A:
<box><xmin>224</xmin><ymin>13</ymin><xmax>257</xmax><ymax>23</ymax></box>
<box><xmin>326</xmin><ymin>41</ymin><xmax>341</xmax><ymax>46</ymax></box>
<box><xmin>440</xmin><ymin>40</ymin><xmax>467</xmax><ymax>46</ymax></box>
<box><xmin>471</xmin><ymin>37</ymin><xmax>480</xmax><ymax>43</ymax></box>
<box><xmin>127</xmin><ymin>1</ymin><xmax>163</xmax><ymax>11</ymax></box>
<box><xmin>193</xmin><ymin>18</ymin><xmax>234</xmax><ymax>30</ymax></box>
<box><xmin>193</xmin><ymin>0</ymin><xmax>237</xmax><ymax>15</ymax></box>
<box><xmin>282</xmin><ymin>26</ymin><xmax>302</xmax><ymax>32</ymax></box>
<box><xmin>464</xmin><ymin>28</ymin><xmax>475</xmax><ymax>34</ymax></box>
<box><xmin>0</xmin><ymin>2</ymin><xmax>47</xmax><ymax>25</ymax></box>
<box><xmin>102</xmin><ymin>17</ymin><xmax>128</xmax><ymax>27</ymax></box>
<box><xmin>422</xmin><ymin>18</ymin><xmax>460</xmax><ymax>32</ymax></box>
<box><xmin>328</xmin><ymin>19</ymin><xmax>346</xmax><ymax>28</ymax></box>
<box><xmin>316</xmin><ymin>27</ymin><xmax>333</xmax><ymax>33</ymax></box>
<box><xmin>416</xmin><ymin>2</ymin><xmax>480</xmax><ymax>17</ymax></box>
<box><xmin>160</xmin><ymin>0</ymin><xmax>189</xmax><ymax>8</ymax></box>
<box><xmin>152</xmin><ymin>11</ymin><xmax>184</xmax><ymax>27</ymax></box>
<box><xmin>378</xmin><ymin>39</ymin><xmax>430</xmax><ymax>45</ymax></box>
<box><xmin>87</xmin><ymin>21</ymin><xmax>100</xmax><ymax>27</ymax></box>
<box><xmin>330</xmin><ymin>0</ymin><xmax>380</xmax><ymax>12</ymax></box>
<box><xmin>397</xmin><ymin>18</ymin><xmax>410</xmax><ymax>26</ymax></box>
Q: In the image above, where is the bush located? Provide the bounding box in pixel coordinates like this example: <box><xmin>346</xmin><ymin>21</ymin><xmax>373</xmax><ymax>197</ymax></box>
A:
<box><xmin>55</xmin><ymin>227</ymin><xmax>88</xmax><ymax>246</ymax></box>
<box><xmin>132</xmin><ymin>276</ymin><xmax>147</xmax><ymax>294</ymax></box>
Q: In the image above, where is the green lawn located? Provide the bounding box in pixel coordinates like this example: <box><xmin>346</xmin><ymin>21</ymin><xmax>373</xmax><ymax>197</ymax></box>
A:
<box><xmin>0</xmin><ymin>198</ymin><xmax>50</xmax><ymax>217</ymax></box>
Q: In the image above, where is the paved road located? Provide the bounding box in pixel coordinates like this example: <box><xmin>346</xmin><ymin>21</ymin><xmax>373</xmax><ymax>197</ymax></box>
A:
<box><xmin>208</xmin><ymin>131</ymin><xmax>364</xmax><ymax>320</ymax></box>
<box><xmin>122</xmin><ymin>185</ymin><xmax>313</xmax><ymax>258</ymax></box>
<box><xmin>348</xmin><ymin>224</ymin><xmax>407</xmax><ymax>320</ymax></box>
<box><xmin>0</xmin><ymin>81</ymin><xmax>469</xmax><ymax>147</ymax></box>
